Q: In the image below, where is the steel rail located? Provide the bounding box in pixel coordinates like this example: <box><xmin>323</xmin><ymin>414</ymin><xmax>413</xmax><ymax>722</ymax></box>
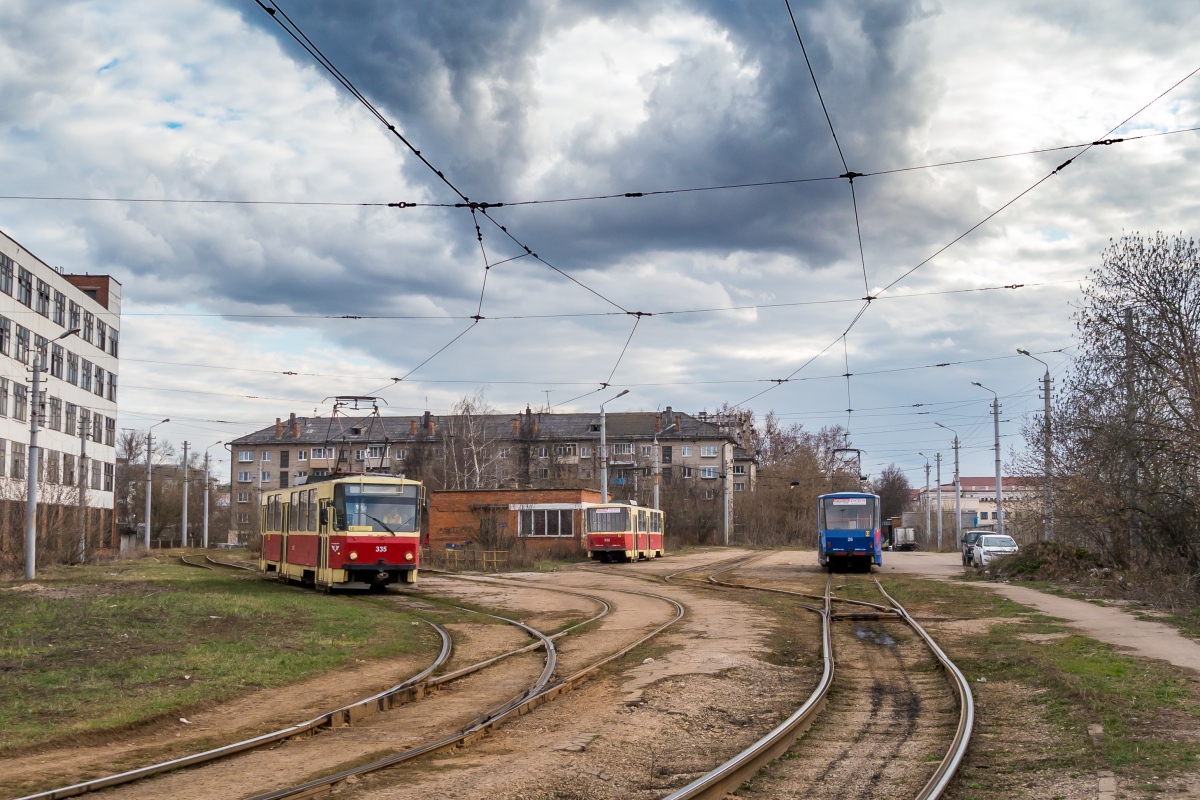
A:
<box><xmin>16</xmin><ymin>620</ymin><xmax>452</xmax><ymax>800</ymax></box>
<box><xmin>874</xmin><ymin>576</ymin><xmax>975</xmax><ymax>800</ymax></box>
<box><xmin>246</xmin><ymin>583</ymin><xmax>685</xmax><ymax>800</ymax></box>
<box><xmin>659</xmin><ymin>578</ymin><xmax>833</xmax><ymax>800</ymax></box>
<box><xmin>663</xmin><ymin>568</ymin><xmax>972</xmax><ymax>800</ymax></box>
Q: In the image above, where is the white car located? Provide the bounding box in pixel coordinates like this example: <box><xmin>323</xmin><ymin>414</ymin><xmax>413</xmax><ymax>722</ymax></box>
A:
<box><xmin>972</xmin><ymin>534</ymin><xmax>1019</xmax><ymax>566</ymax></box>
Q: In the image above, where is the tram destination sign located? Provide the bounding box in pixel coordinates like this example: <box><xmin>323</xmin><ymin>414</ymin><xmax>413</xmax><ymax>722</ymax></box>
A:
<box><xmin>831</xmin><ymin>498</ymin><xmax>869</xmax><ymax>505</ymax></box>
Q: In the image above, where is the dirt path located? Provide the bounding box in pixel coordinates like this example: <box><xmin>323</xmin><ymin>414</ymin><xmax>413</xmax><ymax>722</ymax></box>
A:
<box><xmin>882</xmin><ymin>550</ymin><xmax>1200</xmax><ymax>674</ymax></box>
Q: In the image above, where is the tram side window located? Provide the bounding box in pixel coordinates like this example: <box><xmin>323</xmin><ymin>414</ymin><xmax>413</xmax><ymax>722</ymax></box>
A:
<box><xmin>637</xmin><ymin>510</ymin><xmax>647</xmax><ymax>532</ymax></box>
<box><xmin>650</xmin><ymin>512</ymin><xmax>662</xmax><ymax>533</ymax></box>
<box><xmin>308</xmin><ymin>489</ymin><xmax>318</xmax><ymax>531</ymax></box>
<box><xmin>586</xmin><ymin>507</ymin><xmax>629</xmax><ymax>533</ymax></box>
<box><xmin>293</xmin><ymin>491</ymin><xmax>305</xmax><ymax>531</ymax></box>
<box><xmin>289</xmin><ymin>492</ymin><xmax>298</xmax><ymax>532</ymax></box>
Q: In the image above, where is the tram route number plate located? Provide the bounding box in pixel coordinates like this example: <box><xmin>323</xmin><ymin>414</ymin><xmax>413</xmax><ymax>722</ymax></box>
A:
<box><xmin>594</xmin><ymin>508</ymin><xmax>622</xmax><ymax>514</ymax></box>
<box><xmin>831</xmin><ymin>498</ymin><xmax>868</xmax><ymax>505</ymax></box>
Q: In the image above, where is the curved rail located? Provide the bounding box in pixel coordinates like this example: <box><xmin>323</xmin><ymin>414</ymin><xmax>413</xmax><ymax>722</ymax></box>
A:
<box><xmin>17</xmin><ymin>620</ymin><xmax>452</xmax><ymax>800</ymax></box>
<box><xmin>874</xmin><ymin>576</ymin><xmax>974</xmax><ymax>800</ymax></box>
<box><xmin>661</xmin><ymin>567</ymin><xmax>973</xmax><ymax>800</ymax></box>
<box><xmin>248</xmin><ymin>581</ymin><xmax>686</xmax><ymax>800</ymax></box>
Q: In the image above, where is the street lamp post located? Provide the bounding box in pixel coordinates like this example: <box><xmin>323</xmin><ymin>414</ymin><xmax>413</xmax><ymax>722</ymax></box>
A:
<box><xmin>972</xmin><ymin>382</ymin><xmax>1005</xmax><ymax>538</ymax></box>
<box><xmin>935</xmin><ymin>453</ymin><xmax>943</xmax><ymax>551</ymax></box>
<box><xmin>145</xmin><ymin>419</ymin><xmax>170</xmax><ymax>549</ymax></box>
<box><xmin>181</xmin><ymin>441</ymin><xmax>189</xmax><ymax>548</ymax></box>
<box><xmin>935</xmin><ymin>422</ymin><xmax>962</xmax><ymax>548</ymax></box>
<box><xmin>598</xmin><ymin>390</ymin><xmax>629</xmax><ymax>503</ymax></box>
<box><xmin>1017</xmin><ymin>349</ymin><xmax>1053</xmax><ymax>541</ymax></box>
<box><xmin>917</xmin><ymin>452</ymin><xmax>931</xmax><ymax>544</ymax></box>
<box><xmin>24</xmin><ymin>328</ymin><xmax>81</xmax><ymax>580</ymax></box>
<box><xmin>653</xmin><ymin>422</ymin><xmax>676</xmax><ymax>511</ymax></box>
<box><xmin>203</xmin><ymin>441</ymin><xmax>223</xmax><ymax>548</ymax></box>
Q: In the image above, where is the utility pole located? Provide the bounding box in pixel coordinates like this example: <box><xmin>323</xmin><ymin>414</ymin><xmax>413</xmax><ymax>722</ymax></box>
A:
<box><xmin>653</xmin><ymin>421</ymin><xmax>676</xmax><ymax>511</ymax></box>
<box><xmin>25</xmin><ymin>327</ymin><xmax>78</xmax><ymax>580</ymax></box>
<box><xmin>202</xmin><ymin>451</ymin><xmax>211</xmax><ymax>548</ymax></box>
<box><xmin>972</xmin><ymin>382</ymin><xmax>1005</xmax><ymax>538</ymax></box>
<box><xmin>24</xmin><ymin>348</ymin><xmax>43</xmax><ymax>581</ymax></box>
<box><xmin>598</xmin><ymin>390</ymin><xmax>629</xmax><ymax>503</ymax></box>
<box><xmin>78</xmin><ymin>412</ymin><xmax>88</xmax><ymax>564</ymax></box>
<box><xmin>722</xmin><ymin>444</ymin><xmax>731</xmax><ymax>546</ymax></box>
<box><xmin>145</xmin><ymin>418</ymin><xmax>169</xmax><ymax>549</ymax></box>
<box><xmin>935</xmin><ymin>423</ymin><xmax>961</xmax><ymax>547</ymax></box>
<box><xmin>935</xmin><ymin>453</ymin><xmax>943</xmax><ymax>551</ymax></box>
<box><xmin>918</xmin><ymin>452</ymin><xmax>931</xmax><ymax>543</ymax></box>
<box><xmin>181</xmin><ymin>441</ymin><xmax>190</xmax><ymax>548</ymax></box>
<box><xmin>1018</xmin><ymin>350</ymin><xmax>1054</xmax><ymax>541</ymax></box>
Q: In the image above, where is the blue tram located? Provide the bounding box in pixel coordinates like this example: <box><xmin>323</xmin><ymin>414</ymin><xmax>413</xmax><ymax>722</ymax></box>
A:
<box><xmin>817</xmin><ymin>492</ymin><xmax>882</xmax><ymax>572</ymax></box>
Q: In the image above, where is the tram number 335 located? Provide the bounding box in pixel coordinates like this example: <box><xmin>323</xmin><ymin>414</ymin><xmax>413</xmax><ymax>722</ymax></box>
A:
<box><xmin>375</xmin><ymin>546</ymin><xmax>388</xmax><ymax>553</ymax></box>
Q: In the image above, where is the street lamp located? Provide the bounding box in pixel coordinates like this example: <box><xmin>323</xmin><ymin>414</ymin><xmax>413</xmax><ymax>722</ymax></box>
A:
<box><xmin>203</xmin><ymin>441</ymin><xmax>223</xmax><ymax>548</ymax></box>
<box><xmin>652</xmin><ymin>421</ymin><xmax>676</xmax><ymax>511</ymax></box>
<box><xmin>972</xmin><ymin>381</ymin><xmax>1005</xmax><ymax>538</ymax></box>
<box><xmin>145</xmin><ymin>418</ymin><xmax>170</xmax><ymax>549</ymax></box>
<box><xmin>934</xmin><ymin>422</ymin><xmax>962</xmax><ymax>549</ymax></box>
<box><xmin>598</xmin><ymin>390</ymin><xmax>629</xmax><ymax>503</ymax></box>
<box><xmin>1017</xmin><ymin>349</ymin><xmax>1053</xmax><ymax>541</ymax></box>
<box><xmin>24</xmin><ymin>327</ymin><xmax>80</xmax><ymax>580</ymax></box>
<box><xmin>917</xmin><ymin>452</ymin><xmax>932</xmax><ymax>543</ymax></box>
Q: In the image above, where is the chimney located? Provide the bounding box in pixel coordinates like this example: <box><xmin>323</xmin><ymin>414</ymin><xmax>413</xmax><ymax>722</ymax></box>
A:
<box><xmin>654</xmin><ymin>416</ymin><xmax>661</xmax><ymax>433</ymax></box>
<box><xmin>290</xmin><ymin>412</ymin><xmax>299</xmax><ymax>439</ymax></box>
<box><xmin>532</xmin><ymin>417</ymin><xmax>539</xmax><ymax>436</ymax></box>
<box><xmin>274</xmin><ymin>417</ymin><xmax>283</xmax><ymax>439</ymax></box>
<box><xmin>428</xmin><ymin>417</ymin><xmax>436</xmax><ymax>436</ymax></box>
<box><xmin>410</xmin><ymin>419</ymin><xmax>418</xmax><ymax>436</ymax></box>
<box><xmin>674</xmin><ymin>414</ymin><xmax>681</xmax><ymax>430</ymax></box>
<box><xmin>422</xmin><ymin>410</ymin><xmax>431</xmax><ymax>434</ymax></box>
<box><xmin>512</xmin><ymin>418</ymin><xmax>520</xmax><ymax>435</ymax></box>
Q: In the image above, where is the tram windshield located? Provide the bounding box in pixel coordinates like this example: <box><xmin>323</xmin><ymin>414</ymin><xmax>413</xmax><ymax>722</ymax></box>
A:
<box><xmin>821</xmin><ymin>496</ymin><xmax>878</xmax><ymax>530</ymax></box>
<box><xmin>334</xmin><ymin>483</ymin><xmax>419</xmax><ymax>532</ymax></box>
<box><xmin>587</xmin><ymin>507</ymin><xmax>630</xmax><ymax>533</ymax></box>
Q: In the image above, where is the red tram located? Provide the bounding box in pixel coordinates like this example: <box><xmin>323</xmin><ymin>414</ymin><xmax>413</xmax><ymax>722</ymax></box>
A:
<box><xmin>584</xmin><ymin>503</ymin><xmax>665</xmax><ymax>562</ymax></box>
<box><xmin>260</xmin><ymin>475</ymin><xmax>423</xmax><ymax>591</ymax></box>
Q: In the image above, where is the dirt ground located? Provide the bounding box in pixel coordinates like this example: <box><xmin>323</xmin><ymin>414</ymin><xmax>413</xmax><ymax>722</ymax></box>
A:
<box><xmin>16</xmin><ymin>546</ymin><xmax>1200</xmax><ymax>800</ymax></box>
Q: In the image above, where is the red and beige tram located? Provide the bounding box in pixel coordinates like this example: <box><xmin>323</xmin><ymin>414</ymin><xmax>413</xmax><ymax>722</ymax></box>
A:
<box><xmin>260</xmin><ymin>475</ymin><xmax>423</xmax><ymax>591</ymax></box>
<box><xmin>584</xmin><ymin>503</ymin><xmax>665</xmax><ymax>562</ymax></box>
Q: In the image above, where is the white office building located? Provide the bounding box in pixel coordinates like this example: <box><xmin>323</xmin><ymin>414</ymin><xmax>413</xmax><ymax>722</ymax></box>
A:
<box><xmin>0</xmin><ymin>228</ymin><xmax>121</xmax><ymax>554</ymax></box>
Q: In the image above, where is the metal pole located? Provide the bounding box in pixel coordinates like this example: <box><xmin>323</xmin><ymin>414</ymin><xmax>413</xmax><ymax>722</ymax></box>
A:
<box><xmin>24</xmin><ymin>352</ymin><xmax>42</xmax><ymax>580</ymax></box>
<box><xmin>145</xmin><ymin>431</ymin><xmax>153</xmax><ymax>549</ymax></box>
<box><xmin>918</xmin><ymin>452</ymin><xmax>931</xmax><ymax>544</ymax></box>
<box><xmin>600</xmin><ymin>405</ymin><xmax>608</xmax><ymax>503</ymax></box>
<box><xmin>993</xmin><ymin>399</ymin><xmax>1004</xmax><ymax>538</ymax></box>
<box><xmin>203</xmin><ymin>452</ymin><xmax>210</xmax><ymax>549</ymax></box>
<box><xmin>722</xmin><ymin>445</ymin><xmax>730</xmax><ymax>546</ymax></box>
<box><xmin>935</xmin><ymin>453</ymin><xmax>943</xmax><ymax>551</ymax></box>
<box><xmin>1043</xmin><ymin>369</ymin><xmax>1053</xmax><ymax>541</ymax></box>
<box><xmin>953</xmin><ymin>435</ymin><xmax>962</xmax><ymax>544</ymax></box>
<box><xmin>78</xmin><ymin>414</ymin><xmax>87</xmax><ymax>563</ymax></box>
<box><xmin>181</xmin><ymin>441</ymin><xmax>189</xmax><ymax>548</ymax></box>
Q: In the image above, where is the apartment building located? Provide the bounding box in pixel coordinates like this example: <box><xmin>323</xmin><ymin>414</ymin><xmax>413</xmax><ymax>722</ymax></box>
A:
<box><xmin>0</xmin><ymin>228</ymin><xmax>121</xmax><ymax>552</ymax></box>
<box><xmin>228</xmin><ymin>407</ymin><xmax>757</xmax><ymax>543</ymax></box>
<box><xmin>916</xmin><ymin>476</ymin><xmax>1039</xmax><ymax>529</ymax></box>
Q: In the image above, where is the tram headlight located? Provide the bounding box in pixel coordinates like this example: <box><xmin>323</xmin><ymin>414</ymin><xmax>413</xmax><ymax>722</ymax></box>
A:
<box><xmin>349</xmin><ymin>551</ymin><xmax>358</xmax><ymax>561</ymax></box>
<box><xmin>405</xmin><ymin>552</ymin><xmax>414</xmax><ymax>561</ymax></box>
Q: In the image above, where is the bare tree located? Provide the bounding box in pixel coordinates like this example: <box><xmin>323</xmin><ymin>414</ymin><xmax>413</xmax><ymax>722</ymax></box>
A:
<box><xmin>872</xmin><ymin>464</ymin><xmax>912</xmax><ymax>521</ymax></box>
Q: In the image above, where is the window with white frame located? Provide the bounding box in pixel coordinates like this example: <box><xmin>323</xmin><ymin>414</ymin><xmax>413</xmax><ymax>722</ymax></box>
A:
<box><xmin>700</xmin><ymin>445</ymin><xmax>718</xmax><ymax>457</ymax></box>
<box><xmin>734</xmin><ymin>482</ymin><xmax>746</xmax><ymax>492</ymax></box>
<box><xmin>700</xmin><ymin>466</ymin><xmax>718</xmax><ymax>479</ymax></box>
<box><xmin>681</xmin><ymin>466</ymin><xmax>693</xmax><ymax>478</ymax></box>
<box><xmin>237</xmin><ymin>471</ymin><xmax>252</xmax><ymax>482</ymax></box>
<box><xmin>538</xmin><ymin>468</ymin><xmax>550</xmax><ymax>479</ymax></box>
<box><xmin>555</xmin><ymin>444</ymin><xmax>576</xmax><ymax>457</ymax></box>
<box><xmin>367</xmin><ymin>445</ymin><xmax>386</xmax><ymax>459</ymax></box>
<box><xmin>640</xmin><ymin>445</ymin><xmax>652</xmax><ymax>457</ymax></box>
<box><xmin>309</xmin><ymin>447</ymin><xmax>325</xmax><ymax>459</ymax></box>
<box><xmin>580</xmin><ymin>445</ymin><xmax>591</xmax><ymax>458</ymax></box>
<box><xmin>394</xmin><ymin>449</ymin><xmax>406</xmax><ymax>460</ymax></box>
<box><xmin>297</xmin><ymin>450</ymin><xmax>308</xmax><ymax>461</ymax></box>
<box><xmin>538</xmin><ymin>446</ymin><xmax>548</xmax><ymax>459</ymax></box>
<box><xmin>704</xmin><ymin>489</ymin><xmax>714</xmax><ymax>500</ymax></box>
<box><xmin>237</xmin><ymin>492</ymin><xmax>251</xmax><ymax>502</ymax></box>
<box><xmin>519</xmin><ymin>508</ymin><xmax>575</xmax><ymax>537</ymax></box>
<box><xmin>612</xmin><ymin>443</ymin><xmax>634</xmax><ymax>455</ymax></box>
<box><xmin>498</xmin><ymin>447</ymin><xmax>509</xmax><ymax>459</ymax></box>
<box><xmin>260</xmin><ymin>471</ymin><xmax>271</xmax><ymax>482</ymax></box>
<box><xmin>238</xmin><ymin>451</ymin><xmax>254</xmax><ymax>462</ymax></box>
<box><xmin>237</xmin><ymin>513</ymin><xmax>251</xmax><ymax>524</ymax></box>
<box><xmin>260</xmin><ymin>451</ymin><xmax>271</xmax><ymax>461</ymax></box>
<box><xmin>680</xmin><ymin>445</ymin><xmax>693</xmax><ymax>457</ymax></box>
<box><xmin>732</xmin><ymin>465</ymin><xmax>746</xmax><ymax>475</ymax></box>
<box><xmin>355</xmin><ymin>449</ymin><xmax>366</xmax><ymax>461</ymax></box>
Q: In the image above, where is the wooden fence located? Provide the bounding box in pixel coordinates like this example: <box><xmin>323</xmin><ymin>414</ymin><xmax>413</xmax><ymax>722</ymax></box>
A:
<box><xmin>420</xmin><ymin>547</ymin><xmax>508</xmax><ymax>572</ymax></box>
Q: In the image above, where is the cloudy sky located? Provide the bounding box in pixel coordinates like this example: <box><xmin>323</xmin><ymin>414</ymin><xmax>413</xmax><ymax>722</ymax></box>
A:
<box><xmin>0</xmin><ymin>0</ymin><xmax>1196</xmax><ymax>482</ymax></box>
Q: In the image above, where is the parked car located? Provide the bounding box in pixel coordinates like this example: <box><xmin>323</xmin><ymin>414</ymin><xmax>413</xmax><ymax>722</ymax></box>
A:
<box><xmin>961</xmin><ymin>530</ymin><xmax>987</xmax><ymax>566</ymax></box>
<box><xmin>972</xmin><ymin>534</ymin><xmax>1019</xmax><ymax>567</ymax></box>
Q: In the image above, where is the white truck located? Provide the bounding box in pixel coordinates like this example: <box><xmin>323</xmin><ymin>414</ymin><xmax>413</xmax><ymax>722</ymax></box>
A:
<box><xmin>891</xmin><ymin>527</ymin><xmax>917</xmax><ymax>551</ymax></box>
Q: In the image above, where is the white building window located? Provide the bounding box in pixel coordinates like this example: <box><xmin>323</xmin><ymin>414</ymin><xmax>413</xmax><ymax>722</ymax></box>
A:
<box><xmin>700</xmin><ymin>466</ymin><xmax>718</xmax><ymax>479</ymax></box>
<box><xmin>580</xmin><ymin>446</ymin><xmax>591</xmax><ymax>458</ymax></box>
<box><xmin>612</xmin><ymin>443</ymin><xmax>634</xmax><ymax>455</ymax></box>
<box><xmin>355</xmin><ymin>449</ymin><xmax>366</xmax><ymax>461</ymax></box>
<box><xmin>680</xmin><ymin>445</ymin><xmax>693</xmax><ymax>457</ymax></box>
<box><xmin>297</xmin><ymin>450</ymin><xmax>308</xmax><ymax>461</ymax></box>
<box><xmin>237</xmin><ymin>492</ymin><xmax>251</xmax><ymax>503</ymax></box>
<box><xmin>640</xmin><ymin>445</ymin><xmax>652</xmax><ymax>457</ymax></box>
<box><xmin>682</xmin><ymin>467</ymin><xmax>693</xmax><ymax>478</ymax></box>
<box><xmin>538</xmin><ymin>446</ymin><xmax>548</xmax><ymax>459</ymax></box>
<box><xmin>555</xmin><ymin>444</ymin><xmax>576</xmax><ymax>457</ymax></box>
<box><xmin>260</xmin><ymin>451</ymin><xmax>271</xmax><ymax>461</ymax></box>
<box><xmin>367</xmin><ymin>445</ymin><xmax>386</xmax><ymax>459</ymax></box>
<box><xmin>734</xmin><ymin>482</ymin><xmax>746</xmax><ymax>492</ymax></box>
<box><xmin>732</xmin><ymin>465</ymin><xmax>746</xmax><ymax>475</ymax></box>
<box><xmin>519</xmin><ymin>508</ymin><xmax>575</xmax><ymax>538</ymax></box>
<box><xmin>237</xmin><ymin>471</ymin><xmax>252</xmax><ymax>482</ymax></box>
<box><xmin>700</xmin><ymin>445</ymin><xmax>718</xmax><ymax>458</ymax></box>
<box><xmin>238</xmin><ymin>451</ymin><xmax>254</xmax><ymax>462</ymax></box>
<box><xmin>260</xmin><ymin>471</ymin><xmax>271</xmax><ymax>482</ymax></box>
<box><xmin>499</xmin><ymin>448</ymin><xmax>509</xmax><ymax>459</ymax></box>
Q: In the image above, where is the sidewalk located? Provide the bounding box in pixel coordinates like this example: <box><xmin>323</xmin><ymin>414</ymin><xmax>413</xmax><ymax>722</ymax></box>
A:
<box><xmin>882</xmin><ymin>551</ymin><xmax>1200</xmax><ymax>675</ymax></box>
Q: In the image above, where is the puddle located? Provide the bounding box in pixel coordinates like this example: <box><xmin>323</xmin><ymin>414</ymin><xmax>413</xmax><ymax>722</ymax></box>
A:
<box><xmin>854</xmin><ymin>625</ymin><xmax>896</xmax><ymax>647</ymax></box>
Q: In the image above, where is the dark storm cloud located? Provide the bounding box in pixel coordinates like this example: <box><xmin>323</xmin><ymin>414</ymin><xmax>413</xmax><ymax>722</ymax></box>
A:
<box><xmin>237</xmin><ymin>0</ymin><xmax>944</xmax><ymax>271</ymax></box>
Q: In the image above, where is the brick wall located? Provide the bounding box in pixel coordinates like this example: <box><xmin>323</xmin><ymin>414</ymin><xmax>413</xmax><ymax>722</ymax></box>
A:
<box><xmin>428</xmin><ymin>488</ymin><xmax>602</xmax><ymax>553</ymax></box>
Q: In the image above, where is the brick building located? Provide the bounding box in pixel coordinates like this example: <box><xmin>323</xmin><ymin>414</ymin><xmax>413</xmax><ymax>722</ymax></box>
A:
<box><xmin>228</xmin><ymin>407</ymin><xmax>757</xmax><ymax>544</ymax></box>
<box><xmin>427</xmin><ymin>487</ymin><xmax>602</xmax><ymax>552</ymax></box>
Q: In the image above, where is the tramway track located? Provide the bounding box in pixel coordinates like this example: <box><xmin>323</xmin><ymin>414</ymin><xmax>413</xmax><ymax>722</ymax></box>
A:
<box><xmin>659</xmin><ymin>564</ymin><xmax>973</xmax><ymax>800</ymax></box>
<box><xmin>243</xmin><ymin>574</ymin><xmax>686</xmax><ymax>800</ymax></box>
<box><xmin>17</xmin><ymin>577</ymin><xmax>608</xmax><ymax>800</ymax></box>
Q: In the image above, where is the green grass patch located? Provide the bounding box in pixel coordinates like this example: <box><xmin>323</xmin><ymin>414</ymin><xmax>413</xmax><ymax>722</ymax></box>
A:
<box><xmin>858</xmin><ymin>573</ymin><xmax>1200</xmax><ymax>787</ymax></box>
<box><xmin>0</xmin><ymin>557</ymin><xmax>438</xmax><ymax>752</ymax></box>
